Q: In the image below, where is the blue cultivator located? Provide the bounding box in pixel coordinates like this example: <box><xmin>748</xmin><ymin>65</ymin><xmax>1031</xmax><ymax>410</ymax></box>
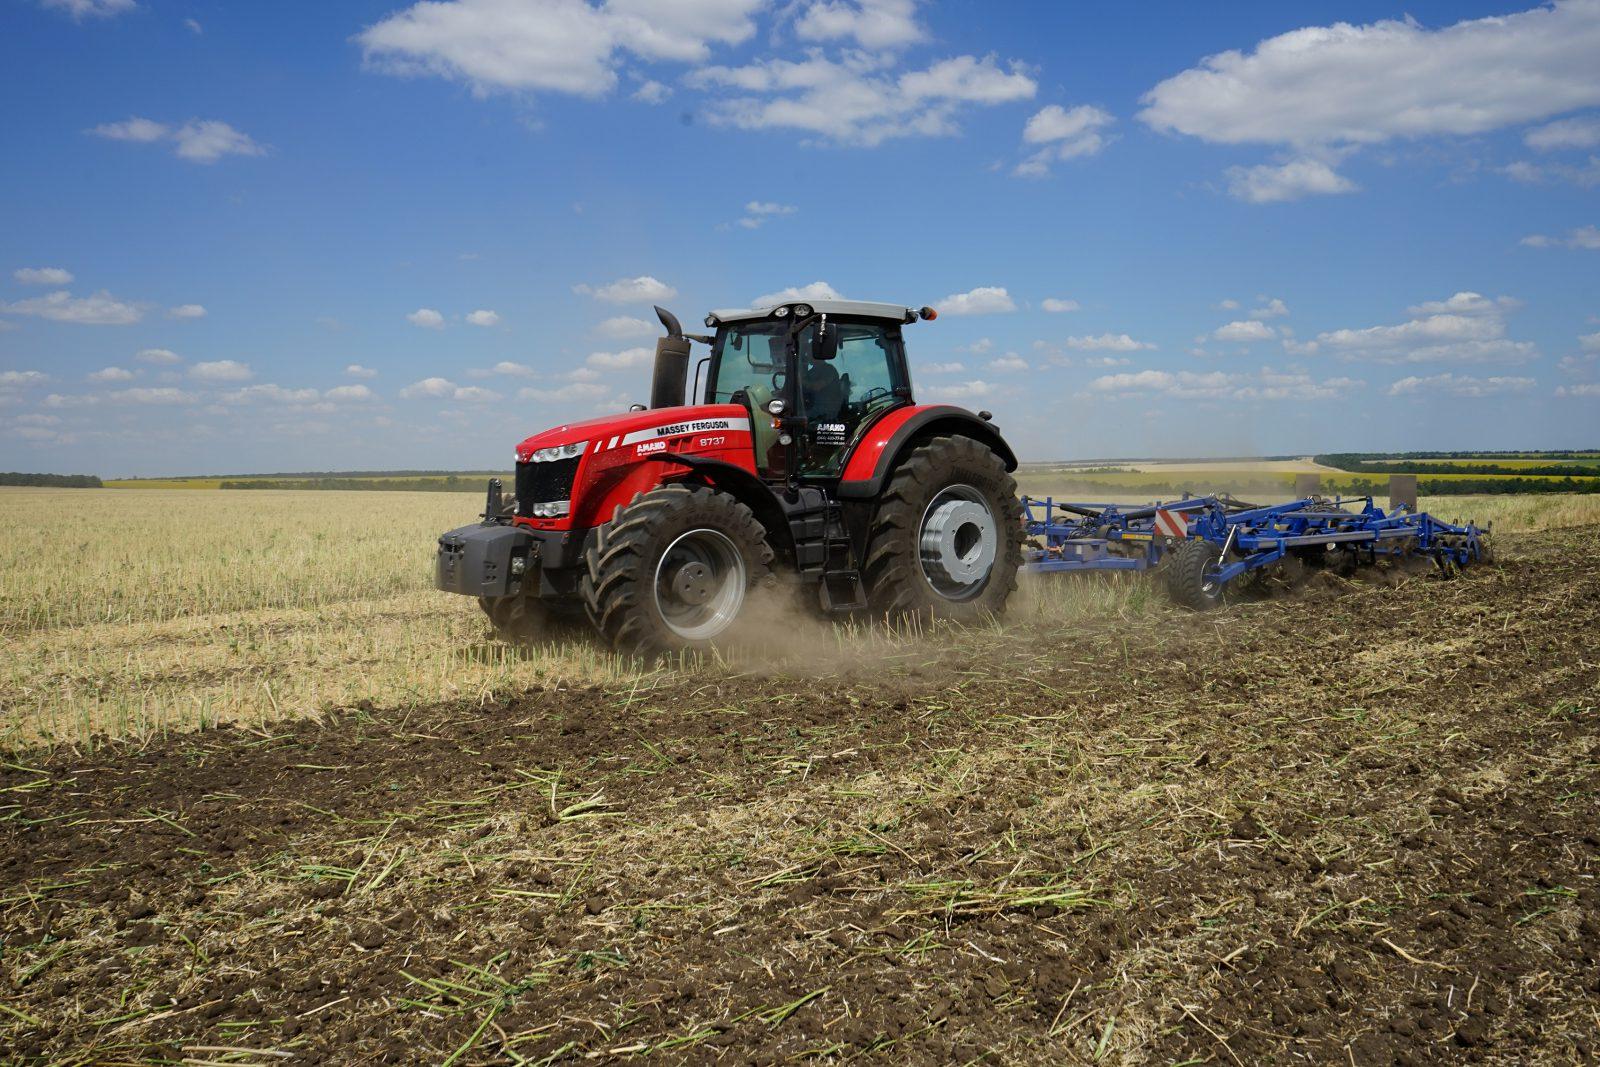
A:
<box><xmin>1021</xmin><ymin>495</ymin><xmax>1492</xmax><ymax>610</ymax></box>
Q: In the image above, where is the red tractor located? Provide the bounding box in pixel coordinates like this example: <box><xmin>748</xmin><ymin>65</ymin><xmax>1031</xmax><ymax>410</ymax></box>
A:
<box><xmin>435</xmin><ymin>299</ymin><xmax>1024</xmax><ymax>654</ymax></box>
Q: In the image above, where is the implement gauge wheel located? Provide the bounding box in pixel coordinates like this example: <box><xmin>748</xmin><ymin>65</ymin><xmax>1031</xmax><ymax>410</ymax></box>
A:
<box><xmin>1167</xmin><ymin>539</ymin><xmax>1226</xmax><ymax>611</ymax></box>
<box><xmin>863</xmin><ymin>435</ymin><xmax>1024</xmax><ymax>623</ymax></box>
<box><xmin>582</xmin><ymin>484</ymin><xmax>773</xmax><ymax>656</ymax></box>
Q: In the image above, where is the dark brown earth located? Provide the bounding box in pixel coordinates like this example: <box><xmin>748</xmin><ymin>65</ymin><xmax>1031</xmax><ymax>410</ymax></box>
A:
<box><xmin>3</xmin><ymin>529</ymin><xmax>1598</xmax><ymax>1065</ymax></box>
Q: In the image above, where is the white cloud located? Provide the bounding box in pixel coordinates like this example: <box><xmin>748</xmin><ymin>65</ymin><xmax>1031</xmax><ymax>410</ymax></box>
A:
<box><xmin>1581</xmin><ymin>331</ymin><xmax>1600</xmax><ymax>352</ymax></box>
<box><xmin>40</xmin><ymin>0</ymin><xmax>136</xmax><ymax>19</ymax></box>
<box><xmin>451</xmin><ymin>385</ymin><xmax>498</xmax><ymax>402</ymax></box>
<box><xmin>1406</xmin><ymin>291</ymin><xmax>1519</xmax><ymax>316</ymax></box>
<box><xmin>987</xmin><ymin>353</ymin><xmax>1028</xmax><ymax>372</ymax></box>
<box><xmin>136</xmin><ymin>348</ymin><xmax>182</xmax><ymax>365</ymax></box>
<box><xmin>323</xmin><ymin>384</ymin><xmax>374</xmax><ymax>401</ymax></box>
<box><xmin>1314</xmin><ymin>293</ymin><xmax>1536</xmax><ymax>363</ymax></box>
<box><xmin>473</xmin><ymin>360</ymin><xmax>534</xmax><ymax>377</ymax></box>
<box><xmin>938</xmin><ymin>286</ymin><xmax>1016</xmax><ymax>316</ymax></box>
<box><xmin>1387</xmin><ymin>373</ymin><xmax>1536</xmax><ymax>398</ymax></box>
<box><xmin>924</xmin><ymin>379</ymin><xmax>995</xmax><ymax>401</ymax></box>
<box><xmin>190</xmin><ymin>360</ymin><xmax>253</xmax><ymax>381</ymax></box>
<box><xmin>1214</xmin><ymin>320</ymin><xmax>1276</xmax><ymax>343</ymax></box>
<box><xmin>518</xmin><ymin>381</ymin><xmax>612</xmax><ymax>403</ymax></box>
<box><xmin>957</xmin><ymin>337</ymin><xmax>993</xmax><ymax>354</ymax></box>
<box><xmin>110</xmin><ymin>387</ymin><xmax>197</xmax><ymax>404</ymax></box>
<box><xmin>220</xmin><ymin>384</ymin><xmax>321</xmax><ymax>405</ymax></box>
<box><xmin>1081</xmin><ymin>355</ymin><xmax>1131</xmax><ymax>368</ymax></box>
<box><xmin>1250</xmin><ymin>297</ymin><xmax>1289</xmax><ymax>319</ymax></box>
<box><xmin>184</xmin><ymin>17</ymin><xmax>202</xmax><ymax>33</ymax></box>
<box><xmin>1061</xmin><ymin>332</ymin><xmax>1157</xmax><ymax>352</ymax></box>
<box><xmin>357</xmin><ymin>0</ymin><xmax>764</xmax><ymax>97</ymax></box>
<box><xmin>346</xmin><ymin>364</ymin><xmax>378</xmax><ymax>378</ymax></box>
<box><xmin>1226</xmin><ymin>158</ymin><xmax>1357</xmax><ymax>203</ymax></box>
<box><xmin>794</xmin><ymin>0</ymin><xmax>924</xmax><ymax>49</ymax></box>
<box><xmin>690</xmin><ymin>51</ymin><xmax>1036</xmax><ymax>147</ymax></box>
<box><xmin>1521</xmin><ymin>224</ymin><xmax>1600</xmax><ymax>249</ymax></box>
<box><xmin>88</xmin><ymin>366</ymin><xmax>135</xmax><ymax>382</ymax></box>
<box><xmin>574</xmin><ymin>275</ymin><xmax>677</xmax><ymax>304</ymax></box>
<box><xmin>1556</xmin><ymin>382</ymin><xmax>1600</xmax><ymax>397</ymax></box>
<box><xmin>465</xmin><ymin>308</ymin><xmax>501</xmax><ymax>327</ymax></box>
<box><xmin>13</xmin><ymin>267</ymin><xmax>73</xmax><ymax>286</ymax></box>
<box><xmin>0</xmin><ymin>289</ymin><xmax>143</xmax><ymax>325</ymax></box>
<box><xmin>0</xmin><ymin>370</ymin><xmax>50</xmax><ymax>387</ymax></box>
<box><xmin>594</xmin><ymin>315</ymin><xmax>656</xmax><ymax>340</ymax></box>
<box><xmin>400</xmin><ymin>377</ymin><xmax>456</xmax><ymax>399</ymax></box>
<box><xmin>737</xmin><ymin>200</ymin><xmax>798</xmax><ymax>229</ymax></box>
<box><xmin>168</xmin><ymin>303</ymin><xmax>207</xmax><ymax>319</ymax></box>
<box><xmin>1141</xmin><ymin>4</ymin><xmax>1600</xmax><ymax>147</ymax></box>
<box><xmin>1526</xmin><ymin>114</ymin><xmax>1600</xmax><ymax>150</ymax></box>
<box><xmin>172</xmin><ymin>121</ymin><xmax>266</xmax><ymax>163</ymax></box>
<box><xmin>1014</xmin><ymin>104</ymin><xmax>1114</xmax><ymax>176</ymax></box>
<box><xmin>1041</xmin><ymin>298</ymin><xmax>1080</xmax><ymax>313</ymax></box>
<box><xmin>585</xmin><ymin>347</ymin><xmax>653</xmax><ymax>370</ymax></box>
<box><xmin>751</xmin><ymin>281</ymin><xmax>842</xmax><ymax>307</ymax></box>
<box><xmin>88</xmin><ymin>116</ymin><xmax>168</xmax><ymax>143</ymax></box>
<box><xmin>407</xmin><ymin>307</ymin><xmax>446</xmax><ymax>328</ymax></box>
<box><xmin>919</xmin><ymin>361</ymin><xmax>965</xmax><ymax>373</ymax></box>
<box><xmin>1090</xmin><ymin>366</ymin><xmax>1363</xmax><ymax>401</ymax></box>
<box><xmin>1499</xmin><ymin>155</ymin><xmax>1600</xmax><ymax>188</ymax></box>
<box><xmin>89</xmin><ymin>117</ymin><xmax>265</xmax><ymax>163</ymax></box>
<box><xmin>632</xmin><ymin>79</ymin><xmax>670</xmax><ymax>104</ymax></box>
<box><xmin>1216</xmin><ymin>298</ymin><xmax>1241</xmax><ymax>310</ymax></box>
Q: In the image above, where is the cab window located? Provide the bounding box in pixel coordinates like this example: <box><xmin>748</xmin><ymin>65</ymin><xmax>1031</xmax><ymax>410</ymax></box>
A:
<box><xmin>800</xmin><ymin>321</ymin><xmax>907</xmax><ymax>475</ymax></box>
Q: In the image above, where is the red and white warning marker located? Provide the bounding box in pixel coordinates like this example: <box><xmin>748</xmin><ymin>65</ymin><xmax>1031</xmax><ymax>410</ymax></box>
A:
<box><xmin>1154</xmin><ymin>508</ymin><xmax>1188</xmax><ymax>538</ymax></box>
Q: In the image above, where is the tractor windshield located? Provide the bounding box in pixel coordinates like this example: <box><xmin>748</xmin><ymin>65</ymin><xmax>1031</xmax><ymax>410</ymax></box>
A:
<box><xmin>707</xmin><ymin>321</ymin><xmax>808</xmax><ymax>406</ymax></box>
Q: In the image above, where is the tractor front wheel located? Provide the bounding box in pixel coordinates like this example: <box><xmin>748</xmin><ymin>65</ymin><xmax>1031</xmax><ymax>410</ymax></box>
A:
<box><xmin>863</xmin><ymin>435</ymin><xmax>1023</xmax><ymax>622</ymax></box>
<box><xmin>582</xmin><ymin>484</ymin><xmax>773</xmax><ymax>656</ymax></box>
<box><xmin>1166</xmin><ymin>539</ymin><xmax>1226</xmax><ymax>611</ymax></box>
<box><xmin>477</xmin><ymin>594</ymin><xmax>551</xmax><ymax>644</ymax></box>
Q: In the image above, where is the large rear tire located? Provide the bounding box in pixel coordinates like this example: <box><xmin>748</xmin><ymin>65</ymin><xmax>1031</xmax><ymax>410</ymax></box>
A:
<box><xmin>862</xmin><ymin>435</ymin><xmax>1023</xmax><ymax>623</ymax></box>
<box><xmin>1166</xmin><ymin>539</ymin><xmax>1226</xmax><ymax>611</ymax></box>
<box><xmin>582</xmin><ymin>484</ymin><xmax>773</xmax><ymax>656</ymax></box>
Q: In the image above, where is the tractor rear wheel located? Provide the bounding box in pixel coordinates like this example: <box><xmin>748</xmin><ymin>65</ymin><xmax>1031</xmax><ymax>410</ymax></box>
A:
<box><xmin>863</xmin><ymin>435</ymin><xmax>1023</xmax><ymax>622</ymax></box>
<box><xmin>582</xmin><ymin>484</ymin><xmax>773</xmax><ymax>655</ymax></box>
<box><xmin>1167</xmin><ymin>539</ymin><xmax>1226</xmax><ymax>611</ymax></box>
<box><xmin>478</xmin><ymin>594</ymin><xmax>550</xmax><ymax>644</ymax></box>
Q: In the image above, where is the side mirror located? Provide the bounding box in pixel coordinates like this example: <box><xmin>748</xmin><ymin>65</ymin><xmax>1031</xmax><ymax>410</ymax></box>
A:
<box><xmin>813</xmin><ymin>322</ymin><xmax>840</xmax><ymax>361</ymax></box>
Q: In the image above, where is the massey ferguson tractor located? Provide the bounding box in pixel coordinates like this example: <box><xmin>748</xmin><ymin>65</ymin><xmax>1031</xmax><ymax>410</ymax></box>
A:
<box><xmin>434</xmin><ymin>299</ymin><xmax>1024</xmax><ymax>654</ymax></box>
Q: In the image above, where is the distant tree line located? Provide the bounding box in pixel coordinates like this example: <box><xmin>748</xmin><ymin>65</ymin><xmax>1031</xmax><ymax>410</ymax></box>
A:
<box><xmin>0</xmin><ymin>472</ymin><xmax>102</xmax><ymax>488</ymax></box>
<box><xmin>1317</xmin><ymin>454</ymin><xmax>1600</xmax><ymax>477</ymax></box>
<box><xmin>220</xmin><ymin>476</ymin><xmax>495</xmax><ymax>492</ymax></box>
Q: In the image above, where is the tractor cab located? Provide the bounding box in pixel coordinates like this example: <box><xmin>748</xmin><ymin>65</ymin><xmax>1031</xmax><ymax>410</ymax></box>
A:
<box><xmin>699</xmin><ymin>301</ymin><xmax>927</xmax><ymax>484</ymax></box>
<box><xmin>435</xmin><ymin>295</ymin><xmax>1022</xmax><ymax>656</ymax></box>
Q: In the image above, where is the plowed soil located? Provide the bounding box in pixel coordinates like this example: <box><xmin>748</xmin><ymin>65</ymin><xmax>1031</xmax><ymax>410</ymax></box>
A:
<box><xmin>4</xmin><ymin>530</ymin><xmax>1598</xmax><ymax>1065</ymax></box>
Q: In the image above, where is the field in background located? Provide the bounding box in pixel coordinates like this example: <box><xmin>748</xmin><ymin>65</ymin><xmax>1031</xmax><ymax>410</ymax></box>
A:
<box><xmin>3</xmin><ymin>485</ymin><xmax>1597</xmax><ymax>747</ymax></box>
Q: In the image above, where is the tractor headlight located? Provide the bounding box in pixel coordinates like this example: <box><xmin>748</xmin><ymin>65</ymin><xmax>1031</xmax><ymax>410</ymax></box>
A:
<box><xmin>527</xmin><ymin>440</ymin><xmax>588</xmax><ymax>463</ymax></box>
<box><xmin>529</xmin><ymin>500</ymin><xmax>571</xmax><ymax>518</ymax></box>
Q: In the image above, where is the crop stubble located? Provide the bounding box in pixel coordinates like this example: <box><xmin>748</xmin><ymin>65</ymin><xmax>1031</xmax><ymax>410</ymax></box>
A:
<box><xmin>2</xmin><ymin>528</ymin><xmax>1597</xmax><ymax>1063</ymax></box>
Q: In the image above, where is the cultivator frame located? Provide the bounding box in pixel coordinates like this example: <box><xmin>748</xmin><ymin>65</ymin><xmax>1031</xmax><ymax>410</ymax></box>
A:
<box><xmin>1021</xmin><ymin>494</ymin><xmax>1491</xmax><ymax>608</ymax></box>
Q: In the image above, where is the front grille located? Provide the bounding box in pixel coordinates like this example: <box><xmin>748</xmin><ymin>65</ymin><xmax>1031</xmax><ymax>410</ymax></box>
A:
<box><xmin>515</xmin><ymin>456</ymin><xmax>580</xmax><ymax>516</ymax></box>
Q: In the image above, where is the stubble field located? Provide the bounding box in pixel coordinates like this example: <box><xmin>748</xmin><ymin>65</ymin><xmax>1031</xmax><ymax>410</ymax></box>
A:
<box><xmin>2</xmin><ymin>486</ymin><xmax>1598</xmax><ymax>1064</ymax></box>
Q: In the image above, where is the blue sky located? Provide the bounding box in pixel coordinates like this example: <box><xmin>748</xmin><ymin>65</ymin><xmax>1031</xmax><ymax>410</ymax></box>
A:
<box><xmin>1</xmin><ymin>0</ymin><xmax>1597</xmax><ymax>477</ymax></box>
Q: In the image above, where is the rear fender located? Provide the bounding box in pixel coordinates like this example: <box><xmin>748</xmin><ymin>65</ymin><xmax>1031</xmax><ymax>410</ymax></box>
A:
<box><xmin>836</xmin><ymin>405</ymin><xmax>1017</xmax><ymax>500</ymax></box>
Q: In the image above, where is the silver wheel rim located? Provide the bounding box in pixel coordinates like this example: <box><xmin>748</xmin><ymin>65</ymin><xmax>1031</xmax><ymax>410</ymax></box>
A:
<box><xmin>654</xmin><ymin>529</ymin><xmax>747</xmax><ymax>640</ymax></box>
<box><xmin>918</xmin><ymin>484</ymin><xmax>998</xmax><ymax>601</ymax></box>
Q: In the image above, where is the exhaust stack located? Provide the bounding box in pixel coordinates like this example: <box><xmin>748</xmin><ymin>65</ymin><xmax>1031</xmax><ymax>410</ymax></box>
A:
<box><xmin>650</xmin><ymin>305</ymin><xmax>690</xmax><ymax>409</ymax></box>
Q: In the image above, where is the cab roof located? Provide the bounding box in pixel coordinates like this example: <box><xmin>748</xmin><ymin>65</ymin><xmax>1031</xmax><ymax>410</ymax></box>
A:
<box><xmin>707</xmin><ymin>299</ymin><xmax>918</xmax><ymax>326</ymax></box>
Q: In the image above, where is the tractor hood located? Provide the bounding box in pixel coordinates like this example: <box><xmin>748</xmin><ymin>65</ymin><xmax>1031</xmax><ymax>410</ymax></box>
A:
<box><xmin>515</xmin><ymin>403</ymin><xmax>750</xmax><ymax>462</ymax></box>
